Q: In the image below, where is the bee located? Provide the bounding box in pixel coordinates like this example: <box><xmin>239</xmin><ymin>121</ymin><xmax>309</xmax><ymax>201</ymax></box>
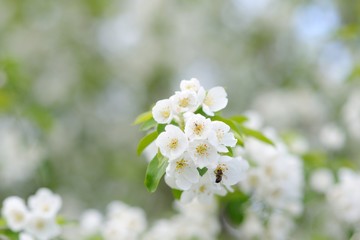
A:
<box><xmin>215</xmin><ymin>168</ymin><xmax>223</xmax><ymax>183</ymax></box>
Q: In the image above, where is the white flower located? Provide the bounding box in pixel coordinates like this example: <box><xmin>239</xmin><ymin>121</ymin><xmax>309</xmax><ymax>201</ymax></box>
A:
<box><xmin>152</xmin><ymin>99</ymin><xmax>174</xmax><ymax>124</ymax></box>
<box><xmin>188</xmin><ymin>140</ymin><xmax>219</xmax><ymax>168</ymax></box>
<box><xmin>164</xmin><ymin>152</ymin><xmax>200</xmax><ymax>190</ymax></box>
<box><xmin>1</xmin><ymin>196</ymin><xmax>29</xmax><ymax>231</ymax></box>
<box><xmin>310</xmin><ymin>168</ymin><xmax>334</xmax><ymax>193</ymax></box>
<box><xmin>170</xmin><ymin>90</ymin><xmax>199</xmax><ymax>113</ymax></box>
<box><xmin>202</xmin><ymin>87</ymin><xmax>228</xmax><ymax>116</ymax></box>
<box><xmin>180</xmin><ymin>78</ymin><xmax>201</xmax><ymax>92</ymax></box>
<box><xmin>181</xmin><ymin>172</ymin><xmax>226</xmax><ymax>204</ymax></box>
<box><xmin>327</xmin><ymin>169</ymin><xmax>360</xmax><ymax>224</ymax></box>
<box><xmin>102</xmin><ymin>202</ymin><xmax>147</xmax><ymax>240</ymax></box>
<box><xmin>19</xmin><ymin>233</ymin><xmax>34</xmax><ymax>240</ymax></box>
<box><xmin>212</xmin><ymin>156</ymin><xmax>249</xmax><ymax>190</ymax></box>
<box><xmin>28</xmin><ymin>188</ymin><xmax>62</xmax><ymax>217</ymax></box>
<box><xmin>184</xmin><ymin>114</ymin><xmax>212</xmax><ymax>140</ymax></box>
<box><xmin>208</xmin><ymin>121</ymin><xmax>237</xmax><ymax>152</ymax></box>
<box><xmin>155</xmin><ymin>125</ymin><xmax>188</xmax><ymax>160</ymax></box>
<box><xmin>80</xmin><ymin>209</ymin><xmax>103</xmax><ymax>237</ymax></box>
<box><xmin>25</xmin><ymin>213</ymin><xmax>61</xmax><ymax>240</ymax></box>
<box><xmin>319</xmin><ymin>123</ymin><xmax>345</xmax><ymax>150</ymax></box>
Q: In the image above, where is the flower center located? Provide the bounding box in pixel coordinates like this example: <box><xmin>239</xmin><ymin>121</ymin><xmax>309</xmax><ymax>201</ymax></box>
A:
<box><xmin>13</xmin><ymin>210</ymin><xmax>24</xmax><ymax>223</ymax></box>
<box><xmin>161</xmin><ymin>108</ymin><xmax>170</xmax><ymax>118</ymax></box>
<box><xmin>35</xmin><ymin>219</ymin><xmax>46</xmax><ymax>230</ymax></box>
<box><xmin>193</xmin><ymin>122</ymin><xmax>204</xmax><ymax>135</ymax></box>
<box><xmin>176</xmin><ymin>159</ymin><xmax>188</xmax><ymax>172</ymax></box>
<box><xmin>179</xmin><ymin>97</ymin><xmax>190</xmax><ymax>108</ymax></box>
<box><xmin>168</xmin><ymin>138</ymin><xmax>179</xmax><ymax>150</ymax></box>
<box><xmin>199</xmin><ymin>185</ymin><xmax>207</xmax><ymax>193</ymax></box>
<box><xmin>196</xmin><ymin>144</ymin><xmax>209</xmax><ymax>157</ymax></box>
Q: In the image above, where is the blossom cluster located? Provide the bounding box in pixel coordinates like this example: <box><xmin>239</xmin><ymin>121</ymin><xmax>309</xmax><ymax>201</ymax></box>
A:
<box><xmin>326</xmin><ymin>169</ymin><xmax>360</xmax><ymax>225</ymax></box>
<box><xmin>144</xmin><ymin>200</ymin><xmax>219</xmax><ymax>240</ymax></box>
<box><xmin>64</xmin><ymin>201</ymin><xmax>147</xmax><ymax>240</ymax></box>
<box><xmin>150</xmin><ymin>78</ymin><xmax>249</xmax><ymax>203</ymax></box>
<box><xmin>236</xmin><ymin>112</ymin><xmax>304</xmax><ymax>240</ymax></box>
<box><xmin>1</xmin><ymin>188</ymin><xmax>62</xmax><ymax>240</ymax></box>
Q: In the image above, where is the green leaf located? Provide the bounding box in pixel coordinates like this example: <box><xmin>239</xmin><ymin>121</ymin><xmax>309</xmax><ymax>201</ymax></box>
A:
<box><xmin>222</xmin><ymin>190</ymin><xmax>250</xmax><ymax>225</ymax></box>
<box><xmin>240</xmin><ymin>126</ymin><xmax>274</xmax><ymax>146</ymax></box>
<box><xmin>133</xmin><ymin>111</ymin><xmax>153</xmax><ymax>125</ymax></box>
<box><xmin>197</xmin><ymin>167</ymin><xmax>208</xmax><ymax>176</ymax></box>
<box><xmin>140</xmin><ymin>118</ymin><xmax>157</xmax><ymax>131</ymax></box>
<box><xmin>144</xmin><ymin>153</ymin><xmax>168</xmax><ymax>192</ymax></box>
<box><xmin>172</xmin><ymin>189</ymin><xmax>183</xmax><ymax>200</ymax></box>
<box><xmin>157</xmin><ymin>124</ymin><xmax>166</xmax><ymax>134</ymax></box>
<box><xmin>137</xmin><ymin>131</ymin><xmax>158</xmax><ymax>155</ymax></box>
<box><xmin>230</xmin><ymin>115</ymin><xmax>248</xmax><ymax>124</ymax></box>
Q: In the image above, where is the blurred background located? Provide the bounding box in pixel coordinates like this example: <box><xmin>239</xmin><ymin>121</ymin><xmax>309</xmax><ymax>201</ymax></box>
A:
<box><xmin>0</xmin><ymin>0</ymin><xmax>359</xmax><ymax>238</ymax></box>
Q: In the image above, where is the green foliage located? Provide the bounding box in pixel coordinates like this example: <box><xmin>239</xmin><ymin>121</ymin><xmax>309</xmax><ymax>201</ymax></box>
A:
<box><xmin>172</xmin><ymin>189</ymin><xmax>183</xmax><ymax>200</ymax></box>
<box><xmin>133</xmin><ymin>111</ymin><xmax>153</xmax><ymax>125</ymax></box>
<box><xmin>239</xmin><ymin>126</ymin><xmax>274</xmax><ymax>146</ymax></box>
<box><xmin>137</xmin><ymin>131</ymin><xmax>158</xmax><ymax>156</ymax></box>
<box><xmin>197</xmin><ymin>167</ymin><xmax>208</xmax><ymax>176</ymax></box>
<box><xmin>222</xmin><ymin>190</ymin><xmax>250</xmax><ymax>225</ymax></box>
<box><xmin>144</xmin><ymin>153</ymin><xmax>168</xmax><ymax>193</ymax></box>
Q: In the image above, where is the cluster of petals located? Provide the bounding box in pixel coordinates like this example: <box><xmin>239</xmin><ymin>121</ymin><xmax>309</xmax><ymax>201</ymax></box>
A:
<box><xmin>1</xmin><ymin>188</ymin><xmax>62</xmax><ymax>240</ymax></box>
<box><xmin>71</xmin><ymin>201</ymin><xmax>147</xmax><ymax>240</ymax></box>
<box><xmin>240</xmin><ymin>113</ymin><xmax>304</xmax><ymax>217</ymax></box>
<box><xmin>143</xmin><ymin>200</ymin><xmax>220</xmax><ymax>240</ymax></box>
<box><xmin>326</xmin><ymin>168</ymin><xmax>360</xmax><ymax>225</ymax></box>
<box><xmin>152</xmin><ymin>79</ymin><xmax>248</xmax><ymax>203</ymax></box>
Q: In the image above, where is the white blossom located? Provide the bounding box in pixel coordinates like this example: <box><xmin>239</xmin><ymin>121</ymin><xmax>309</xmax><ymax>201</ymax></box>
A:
<box><xmin>102</xmin><ymin>201</ymin><xmax>147</xmax><ymax>240</ymax></box>
<box><xmin>184</xmin><ymin>114</ymin><xmax>212</xmax><ymax>140</ymax></box>
<box><xmin>155</xmin><ymin>125</ymin><xmax>188</xmax><ymax>160</ymax></box>
<box><xmin>28</xmin><ymin>188</ymin><xmax>62</xmax><ymax>218</ymax></box>
<box><xmin>79</xmin><ymin>209</ymin><xmax>103</xmax><ymax>237</ymax></box>
<box><xmin>202</xmin><ymin>87</ymin><xmax>228</xmax><ymax>116</ymax></box>
<box><xmin>19</xmin><ymin>233</ymin><xmax>35</xmax><ymax>240</ymax></box>
<box><xmin>319</xmin><ymin>123</ymin><xmax>345</xmax><ymax>150</ymax></box>
<box><xmin>208</xmin><ymin>121</ymin><xmax>237</xmax><ymax>152</ymax></box>
<box><xmin>310</xmin><ymin>168</ymin><xmax>334</xmax><ymax>193</ymax></box>
<box><xmin>327</xmin><ymin>169</ymin><xmax>360</xmax><ymax>224</ymax></box>
<box><xmin>25</xmin><ymin>213</ymin><xmax>61</xmax><ymax>240</ymax></box>
<box><xmin>1</xmin><ymin>196</ymin><xmax>29</xmax><ymax>231</ymax></box>
<box><xmin>152</xmin><ymin>99</ymin><xmax>174</xmax><ymax>124</ymax></box>
<box><xmin>180</xmin><ymin>78</ymin><xmax>201</xmax><ymax>92</ymax></box>
<box><xmin>170</xmin><ymin>90</ymin><xmax>199</xmax><ymax>113</ymax></box>
<box><xmin>165</xmin><ymin>152</ymin><xmax>200</xmax><ymax>190</ymax></box>
<box><xmin>212</xmin><ymin>156</ymin><xmax>249</xmax><ymax>190</ymax></box>
<box><xmin>181</xmin><ymin>172</ymin><xmax>226</xmax><ymax>204</ymax></box>
<box><xmin>188</xmin><ymin>140</ymin><xmax>219</xmax><ymax>168</ymax></box>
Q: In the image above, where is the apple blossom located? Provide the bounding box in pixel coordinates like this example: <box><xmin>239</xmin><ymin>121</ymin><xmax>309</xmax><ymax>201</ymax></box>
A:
<box><xmin>164</xmin><ymin>152</ymin><xmax>200</xmax><ymax>190</ymax></box>
<box><xmin>202</xmin><ymin>87</ymin><xmax>228</xmax><ymax>116</ymax></box>
<box><xmin>1</xmin><ymin>196</ymin><xmax>29</xmax><ymax>232</ymax></box>
<box><xmin>208</xmin><ymin>121</ymin><xmax>237</xmax><ymax>152</ymax></box>
<box><xmin>156</xmin><ymin>125</ymin><xmax>188</xmax><ymax>160</ymax></box>
<box><xmin>152</xmin><ymin>99</ymin><xmax>174</xmax><ymax>124</ymax></box>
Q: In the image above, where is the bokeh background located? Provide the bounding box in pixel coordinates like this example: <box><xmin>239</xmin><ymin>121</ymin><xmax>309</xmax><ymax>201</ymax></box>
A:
<box><xmin>0</xmin><ymin>0</ymin><xmax>359</xmax><ymax>238</ymax></box>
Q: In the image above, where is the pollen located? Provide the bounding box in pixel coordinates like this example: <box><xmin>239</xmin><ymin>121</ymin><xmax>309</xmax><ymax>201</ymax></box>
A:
<box><xmin>196</xmin><ymin>144</ymin><xmax>209</xmax><ymax>157</ymax></box>
<box><xmin>179</xmin><ymin>97</ymin><xmax>190</xmax><ymax>108</ymax></box>
<box><xmin>13</xmin><ymin>210</ymin><xmax>24</xmax><ymax>222</ymax></box>
<box><xmin>193</xmin><ymin>122</ymin><xmax>204</xmax><ymax>135</ymax></box>
<box><xmin>199</xmin><ymin>185</ymin><xmax>207</xmax><ymax>193</ymax></box>
<box><xmin>161</xmin><ymin>108</ymin><xmax>170</xmax><ymax>118</ymax></box>
<box><xmin>168</xmin><ymin>138</ymin><xmax>179</xmax><ymax>150</ymax></box>
<box><xmin>176</xmin><ymin>159</ymin><xmax>188</xmax><ymax>172</ymax></box>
